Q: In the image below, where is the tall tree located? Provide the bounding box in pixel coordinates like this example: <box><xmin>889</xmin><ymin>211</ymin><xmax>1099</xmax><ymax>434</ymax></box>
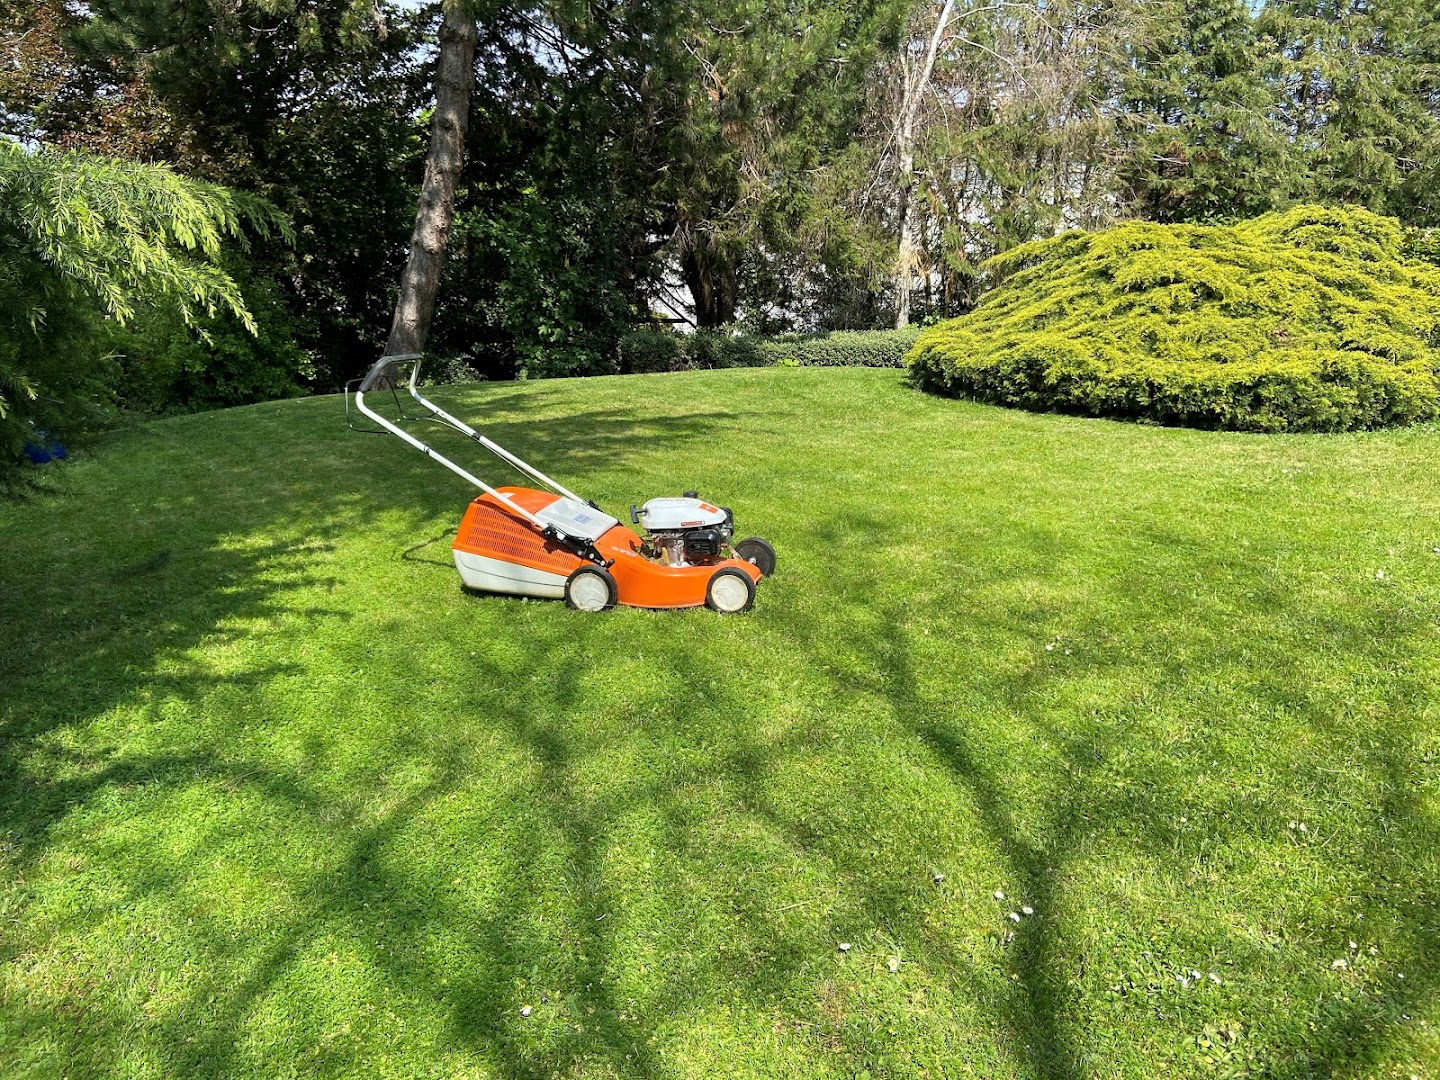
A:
<box><xmin>894</xmin><ymin>0</ymin><xmax>955</xmax><ymax>328</ymax></box>
<box><xmin>1258</xmin><ymin>0</ymin><xmax>1440</xmax><ymax>222</ymax></box>
<box><xmin>386</xmin><ymin>0</ymin><xmax>477</xmax><ymax>356</ymax></box>
<box><xmin>650</xmin><ymin>0</ymin><xmax>909</xmax><ymax>327</ymax></box>
<box><xmin>61</xmin><ymin>0</ymin><xmax>428</xmax><ymax>386</ymax></box>
<box><xmin>844</xmin><ymin>0</ymin><xmax>1141</xmax><ymax>324</ymax></box>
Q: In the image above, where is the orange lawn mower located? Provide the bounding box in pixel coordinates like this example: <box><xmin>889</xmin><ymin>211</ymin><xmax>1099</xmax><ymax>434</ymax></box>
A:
<box><xmin>349</xmin><ymin>354</ymin><xmax>776</xmax><ymax>613</ymax></box>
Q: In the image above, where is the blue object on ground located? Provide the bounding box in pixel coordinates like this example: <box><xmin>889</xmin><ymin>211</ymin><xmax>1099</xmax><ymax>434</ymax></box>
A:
<box><xmin>23</xmin><ymin>433</ymin><xmax>67</xmax><ymax>464</ymax></box>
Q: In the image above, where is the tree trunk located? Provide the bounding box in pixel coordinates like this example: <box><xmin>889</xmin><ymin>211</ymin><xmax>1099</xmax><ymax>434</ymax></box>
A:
<box><xmin>895</xmin><ymin>143</ymin><xmax>918</xmax><ymax>329</ymax></box>
<box><xmin>894</xmin><ymin>0</ymin><xmax>955</xmax><ymax>329</ymax></box>
<box><xmin>681</xmin><ymin>232</ymin><xmax>738</xmax><ymax>328</ymax></box>
<box><xmin>385</xmin><ymin>1</ymin><xmax>477</xmax><ymax>357</ymax></box>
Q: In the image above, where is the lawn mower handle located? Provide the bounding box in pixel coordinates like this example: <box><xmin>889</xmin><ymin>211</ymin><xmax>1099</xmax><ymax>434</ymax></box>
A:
<box><xmin>358</xmin><ymin>354</ymin><xmax>422</xmax><ymax>393</ymax></box>
<box><xmin>350</xmin><ymin>352</ymin><xmax>590</xmax><ymax>534</ymax></box>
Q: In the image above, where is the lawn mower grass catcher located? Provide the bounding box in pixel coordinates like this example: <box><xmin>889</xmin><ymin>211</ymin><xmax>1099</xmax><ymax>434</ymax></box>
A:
<box><xmin>350</xmin><ymin>355</ymin><xmax>775</xmax><ymax>613</ymax></box>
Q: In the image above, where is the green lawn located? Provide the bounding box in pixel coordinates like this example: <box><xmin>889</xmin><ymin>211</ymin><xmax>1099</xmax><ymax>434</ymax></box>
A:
<box><xmin>1</xmin><ymin>367</ymin><xmax>1437</xmax><ymax>1079</ymax></box>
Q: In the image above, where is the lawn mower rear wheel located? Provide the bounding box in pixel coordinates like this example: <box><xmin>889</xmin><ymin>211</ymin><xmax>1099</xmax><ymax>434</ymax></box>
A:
<box><xmin>565</xmin><ymin>565</ymin><xmax>618</xmax><ymax>612</ymax></box>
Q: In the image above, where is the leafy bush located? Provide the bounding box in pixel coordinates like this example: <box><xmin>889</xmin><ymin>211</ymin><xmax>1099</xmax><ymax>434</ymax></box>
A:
<box><xmin>762</xmin><ymin>327</ymin><xmax>922</xmax><ymax>368</ymax></box>
<box><xmin>451</xmin><ymin>187</ymin><xmax>639</xmax><ymax>381</ymax></box>
<box><xmin>107</xmin><ymin>264</ymin><xmax>312</xmax><ymax>414</ymax></box>
<box><xmin>688</xmin><ymin>329</ymin><xmax>767</xmax><ymax>370</ymax></box>
<box><xmin>421</xmin><ymin>354</ymin><xmax>486</xmax><ymax>386</ymax></box>
<box><xmin>908</xmin><ymin>206</ymin><xmax>1440</xmax><ymax>432</ymax></box>
<box><xmin>617</xmin><ymin>330</ymin><xmax>685</xmax><ymax>374</ymax></box>
<box><xmin>617</xmin><ymin>326</ymin><xmax>922</xmax><ymax>374</ymax></box>
<box><xmin>0</xmin><ymin>280</ymin><xmax>112</xmax><ymax>491</ymax></box>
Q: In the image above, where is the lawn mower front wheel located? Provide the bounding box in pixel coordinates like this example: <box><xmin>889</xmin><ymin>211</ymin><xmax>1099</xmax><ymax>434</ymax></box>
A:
<box><xmin>734</xmin><ymin>536</ymin><xmax>777</xmax><ymax>577</ymax></box>
<box><xmin>565</xmin><ymin>565</ymin><xmax>618</xmax><ymax>612</ymax></box>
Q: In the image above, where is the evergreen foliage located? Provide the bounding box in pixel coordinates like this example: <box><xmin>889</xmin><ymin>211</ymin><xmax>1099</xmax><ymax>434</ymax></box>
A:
<box><xmin>908</xmin><ymin>206</ymin><xmax>1440</xmax><ymax>431</ymax></box>
<box><xmin>1258</xmin><ymin>0</ymin><xmax>1440</xmax><ymax>225</ymax></box>
<box><xmin>1119</xmin><ymin>0</ymin><xmax>1287</xmax><ymax>222</ymax></box>
<box><xmin>60</xmin><ymin>0</ymin><xmax>427</xmax><ymax>387</ymax></box>
<box><xmin>9</xmin><ymin>0</ymin><xmax>1440</xmax><ymax>387</ymax></box>
<box><xmin>1406</xmin><ymin>226</ymin><xmax>1440</xmax><ymax>267</ymax></box>
<box><xmin>0</xmin><ymin>143</ymin><xmax>285</xmax><ymax>332</ymax></box>
<box><xmin>0</xmin><ymin>143</ymin><xmax>285</xmax><ymax>490</ymax></box>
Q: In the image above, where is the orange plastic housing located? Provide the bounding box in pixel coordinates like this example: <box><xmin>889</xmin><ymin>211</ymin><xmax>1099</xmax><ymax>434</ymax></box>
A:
<box><xmin>454</xmin><ymin>488</ymin><xmax>584</xmax><ymax>577</ymax></box>
<box><xmin>452</xmin><ymin>486</ymin><xmax>761</xmax><ymax>609</ymax></box>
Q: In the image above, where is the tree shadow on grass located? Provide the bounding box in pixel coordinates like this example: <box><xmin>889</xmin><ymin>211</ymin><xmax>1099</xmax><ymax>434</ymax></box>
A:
<box><xmin>773</xmin><ymin>504</ymin><xmax>1440</xmax><ymax>1078</ymax></box>
<box><xmin>0</xmin><ymin>396</ymin><xmax>770</xmax><ymax>1077</ymax></box>
<box><xmin>0</xmin><ymin>390</ymin><xmax>746</xmax><ymax>853</ymax></box>
<box><xmin>0</xmin><ymin>533</ymin><xmax>334</xmax><ymax>861</ymax></box>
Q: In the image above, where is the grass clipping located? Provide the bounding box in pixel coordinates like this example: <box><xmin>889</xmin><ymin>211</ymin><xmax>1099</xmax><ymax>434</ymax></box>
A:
<box><xmin>908</xmin><ymin>206</ymin><xmax>1440</xmax><ymax>432</ymax></box>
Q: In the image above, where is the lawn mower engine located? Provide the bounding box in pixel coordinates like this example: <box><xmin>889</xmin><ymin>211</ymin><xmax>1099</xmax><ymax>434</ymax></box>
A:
<box><xmin>632</xmin><ymin>493</ymin><xmax>733</xmax><ymax>567</ymax></box>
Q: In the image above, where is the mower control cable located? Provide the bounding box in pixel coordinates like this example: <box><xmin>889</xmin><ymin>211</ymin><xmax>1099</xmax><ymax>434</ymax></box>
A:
<box><xmin>344</xmin><ymin>377</ymin><xmax>406</xmax><ymax>434</ymax></box>
<box><xmin>351</xmin><ymin>354</ymin><xmax>614</xmax><ymax>551</ymax></box>
<box><xmin>346</xmin><ymin>377</ymin><xmax>459</xmax><ymax>439</ymax></box>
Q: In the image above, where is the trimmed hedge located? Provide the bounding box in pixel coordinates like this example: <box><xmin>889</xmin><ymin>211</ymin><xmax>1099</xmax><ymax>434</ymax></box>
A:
<box><xmin>908</xmin><ymin>206</ymin><xmax>1440</xmax><ymax>432</ymax></box>
<box><xmin>619</xmin><ymin>325</ymin><xmax>921</xmax><ymax>377</ymax></box>
<box><xmin>618</xmin><ymin>326</ymin><xmax>923</xmax><ymax>375</ymax></box>
<box><xmin>617</xmin><ymin>330</ymin><xmax>686</xmax><ymax>374</ymax></box>
<box><xmin>617</xmin><ymin>329</ymin><xmax>767</xmax><ymax>374</ymax></box>
<box><xmin>762</xmin><ymin>327</ymin><xmax>922</xmax><ymax>368</ymax></box>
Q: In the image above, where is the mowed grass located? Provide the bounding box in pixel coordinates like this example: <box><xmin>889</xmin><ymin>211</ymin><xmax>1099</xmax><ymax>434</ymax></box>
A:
<box><xmin>1</xmin><ymin>367</ymin><xmax>1438</xmax><ymax>1079</ymax></box>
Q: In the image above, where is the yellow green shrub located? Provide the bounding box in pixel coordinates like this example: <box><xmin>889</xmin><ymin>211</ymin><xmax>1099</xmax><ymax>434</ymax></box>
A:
<box><xmin>908</xmin><ymin>206</ymin><xmax>1440</xmax><ymax>432</ymax></box>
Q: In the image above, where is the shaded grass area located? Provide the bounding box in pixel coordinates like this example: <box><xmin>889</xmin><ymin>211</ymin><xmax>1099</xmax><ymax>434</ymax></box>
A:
<box><xmin>1</xmin><ymin>367</ymin><xmax>1437</xmax><ymax>1078</ymax></box>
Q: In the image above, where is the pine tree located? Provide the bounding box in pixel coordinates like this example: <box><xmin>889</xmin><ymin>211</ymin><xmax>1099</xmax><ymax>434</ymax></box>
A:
<box><xmin>648</xmin><ymin>0</ymin><xmax>909</xmax><ymax>327</ymax></box>
<box><xmin>1258</xmin><ymin>0</ymin><xmax>1440</xmax><ymax>222</ymax></box>
<box><xmin>1119</xmin><ymin>0</ymin><xmax>1288</xmax><ymax>222</ymax></box>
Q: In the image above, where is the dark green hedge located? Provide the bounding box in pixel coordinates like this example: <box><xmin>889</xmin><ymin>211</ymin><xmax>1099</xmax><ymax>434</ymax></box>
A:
<box><xmin>908</xmin><ymin>206</ymin><xmax>1440</xmax><ymax>433</ymax></box>
<box><xmin>617</xmin><ymin>329</ymin><xmax>767</xmax><ymax>374</ymax></box>
<box><xmin>617</xmin><ymin>326</ymin><xmax>922</xmax><ymax>374</ymax></box>
<box><xmin>762</xmin><ymin>327</ymin><xmax>922</xmax><ymax>368</ymax></box>
<box><xmin>107</xmin><ymin>269</ymin><xmax>312</xmax><ymax>415</ymax></box>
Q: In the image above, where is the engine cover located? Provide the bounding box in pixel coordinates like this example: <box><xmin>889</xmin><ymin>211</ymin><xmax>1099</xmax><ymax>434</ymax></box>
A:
<box><xmin>637</xmin><ymin>497</ymin><xmax>728</xmax><ymax>532</ymax></box>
